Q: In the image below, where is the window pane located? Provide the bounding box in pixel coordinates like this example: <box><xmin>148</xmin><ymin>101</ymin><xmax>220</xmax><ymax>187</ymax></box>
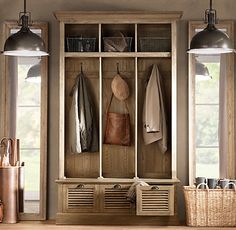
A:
<box><xmin>18</xmin><ymin>62</ymin><xmax>41</xmax><ymax>106</ymax></box>
<box><xmin>195</xmin><ymin>105</ymin><xmax>219</xmax><ymax>147</ymax></box>
<box><xmin>21</xmin><ymin>149</ymin><xmax>40</xmax><ymax>213</ymax></box>
<box><xmin>16</xmin><ymin>107</ymin><xmax>40</xmax><ymax>148</ymax></box>
<box><xmin>196</xmin><ymin>148</ymin><xmax>219</xmax><ymax>178</ymax></box>
<box><xmin>194</xmin><ymin>56</ymin><xmax>220</xmax><ymax>180</ymax></box>
<box><xmin>195</xmin><ymin>62</ymin><xmax>220</xmax><ymax>104</ymax></box>
<box><xmin>16</xmin><ymin>60</ymin><xmax>41</xmax><ymax>215</ymax></box>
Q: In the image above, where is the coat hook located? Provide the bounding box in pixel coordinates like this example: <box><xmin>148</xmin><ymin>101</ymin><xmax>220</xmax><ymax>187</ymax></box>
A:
<box><xmin>116</xmin><ymin>63</ymin><xmax>120</xmax><ymax>74</ymax></box>
<box><xmin>80</xmin><ymin>63</ymin><xmax>83</xmax><ymax>73</ymax></box>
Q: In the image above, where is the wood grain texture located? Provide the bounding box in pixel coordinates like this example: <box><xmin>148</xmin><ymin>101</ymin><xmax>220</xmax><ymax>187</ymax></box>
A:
<box><xmin>55</xmin><ymin>11</ymin><xmax>181</xmax><ymax>224</ymax></box>
<box><xmin>136</xmin><ymin>185</ymin><xmax>174</xmax><ymax>216</ymax></box>
<box><xmin>59</xmin><ymin>21</ymin><xmax>65</xmax><ymax>179</ymax></box>
<box><xmin>54</xmin><ymin>11</ymin><xmax>183</xmax><ymax>23</ymax></box>
<box><xmin>137</xmin><ymin>58</ymin><xmax>171</xmax><ymax>179</ymax></box>
<box><xmin>65</xmin><ymin>58</ymin><xmax>100</xmax><ymax>178</ymax></box>
<box><xmin>102</xmin><ymin>58</ymin><xmax>135</xmax><ymax>178</ymax></box>
<box><xmin>1</xmin><ymin>221</ymin><xmax>235</xmax><ymax>229</ymax></box>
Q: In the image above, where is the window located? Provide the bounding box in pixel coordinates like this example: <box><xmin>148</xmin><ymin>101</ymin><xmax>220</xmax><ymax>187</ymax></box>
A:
<box><xmin>1</xmin><ymin>22</ymin><xmax>48</xmax><ymax>220</ymax></box>
<box><xmin>17</xmin><ymin>58</ymin><xmax>41</xmax><ymax>213</ymax></box>
<box><xmin>188</xmin><ymin>21</ymin><xmax>235</xmax><ymax>185</ymax></box>
<box><xmin>195</xmin><ymin>56</ymin><xmax>220</xmax><ymax>178</ymax></box>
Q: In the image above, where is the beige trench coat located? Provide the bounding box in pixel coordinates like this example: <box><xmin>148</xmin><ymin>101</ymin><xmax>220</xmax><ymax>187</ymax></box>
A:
<box><xmin>143</xmin><ymin>64</ymin><xmax>167</xmax><ymax>153</ymax></box>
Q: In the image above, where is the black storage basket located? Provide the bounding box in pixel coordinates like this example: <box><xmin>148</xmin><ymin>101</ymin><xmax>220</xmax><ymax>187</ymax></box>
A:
<box><xmin>139</xmin><ymin>37</ymin><xmax>171</xmax><ymax>52</ymax></box>
<box><xmin>66</xmin><ymin>37</ymin><xmax>96</xmax><ymax>52</ymax></box>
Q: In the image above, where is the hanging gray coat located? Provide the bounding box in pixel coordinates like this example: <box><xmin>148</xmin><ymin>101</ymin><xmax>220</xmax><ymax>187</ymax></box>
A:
<box><xmin>69</xmin><ymin>72</ymin><xmax>98</xmax><ymax>153</ymax></box>
<box><xmin>143</xmin><ymin>64</ymin><xmax>167</xmax><ymax>153</ymax></box>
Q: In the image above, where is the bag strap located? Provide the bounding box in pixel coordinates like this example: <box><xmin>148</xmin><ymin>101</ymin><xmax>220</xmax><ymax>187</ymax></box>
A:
<box><xmin>106</xmin><ymin>93</ymin><xmax>129</xmax><ymax>114</ymax></box>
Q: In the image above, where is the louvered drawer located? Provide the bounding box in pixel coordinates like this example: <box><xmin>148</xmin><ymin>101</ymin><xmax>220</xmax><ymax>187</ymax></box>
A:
<box><xmin>136</xmin><ymin>185</ymin><xmax>174</xmax><ymax>216</ymax></box>
<box><xmin>102</xmin><ymin>184</ymin><xmax>133</xmax><ymax>213</ymax></box>
<box><xmin>63</xmin><ymin>184</ymin><xmax>98</xmax><ymax>212</ymax></box>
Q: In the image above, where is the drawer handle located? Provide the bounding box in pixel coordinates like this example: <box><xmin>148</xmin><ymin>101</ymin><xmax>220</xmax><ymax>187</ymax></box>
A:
<box><xmin>151</xmin><ymin>186</ymin><xmax>159</xmax><ymax>190</ymax></box>
<box><xmin>76</xmin><ymin>184</ymin><xmax>84</xmax><ymax>189</ymax></box>
<box><xmin>113</xmin><ymin>184</ymin><xmax>122</xmax><ymax>189</ymax></box>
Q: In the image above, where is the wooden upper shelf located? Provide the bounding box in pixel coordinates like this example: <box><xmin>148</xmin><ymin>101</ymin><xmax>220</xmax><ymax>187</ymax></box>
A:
<box><xmin>64</xmin><ymin>52</ymin><xmax>171</xmax><ymax>58</ymax></box>
<box><xmin>54</xmin><ymin>11</ymin><xmax>183</xmax><ymax>23</ymax></box>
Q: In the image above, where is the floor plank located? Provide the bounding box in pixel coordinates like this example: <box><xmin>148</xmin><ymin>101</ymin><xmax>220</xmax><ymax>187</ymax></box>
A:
<box><xmin>0</xmin><ymin>221</ymin><xmax>235</xmax><ymax>230</ymax></box>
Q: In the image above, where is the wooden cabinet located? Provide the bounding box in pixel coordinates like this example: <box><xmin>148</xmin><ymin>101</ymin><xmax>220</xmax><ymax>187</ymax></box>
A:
<box><xmin>136</xmin><ymin>185</ymin><xmax>174</xmax><ymax>216</ymax></box>
<box><xmin>55</xmin><ymin>11</ymin><xmax>182</xmax><ymax>225</ymax></box>
<box><xmin>63</xmin><ymin>184</ymin><xmax>99</xmax><ymax>213</ymax></box>
<box><xmin>101</xmin><ymin>184</ymin><xmax>133</xmax><ymax>213</ymax></box>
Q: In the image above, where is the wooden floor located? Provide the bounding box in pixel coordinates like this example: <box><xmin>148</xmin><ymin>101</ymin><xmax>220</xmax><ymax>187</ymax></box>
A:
<box><xmin>0</xmin><ymin>221</ymin><xmax>235</xmax><ymax>230</ymax></box>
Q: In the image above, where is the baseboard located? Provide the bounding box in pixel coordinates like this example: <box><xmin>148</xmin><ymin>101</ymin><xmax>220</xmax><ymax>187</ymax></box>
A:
<box><xmin>56</xmin><ymin>213</ymin><xmax>180</xmax><ymax>225</ymax></box>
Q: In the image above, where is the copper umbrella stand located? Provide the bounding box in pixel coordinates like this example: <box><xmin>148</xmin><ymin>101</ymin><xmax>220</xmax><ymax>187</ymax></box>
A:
<box><xmin>0</xmin><ymin>138</ymin><xmax>23</xmax><ymax>224</ymax></box>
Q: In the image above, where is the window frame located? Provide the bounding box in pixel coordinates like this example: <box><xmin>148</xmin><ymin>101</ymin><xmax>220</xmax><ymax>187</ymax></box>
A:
<box><xmin>1</xmin><ymin>21</ymin><xmax>48</xmax><ymax>220</ymax></box>
<box><xmin>188</xmin><ymin>20</ymin><xmax>235</xmax><ymax>186</ymax></box>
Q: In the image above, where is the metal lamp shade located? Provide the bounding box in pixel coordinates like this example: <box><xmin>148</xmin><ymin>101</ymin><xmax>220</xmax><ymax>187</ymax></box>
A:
<box><xmin>188</xmin><ymin>24</ymin><xmax>234</xmax><ymax>54</ymax></box>
<box><xmin>25</xmin><ymin>63</ymin><xmax>41</xmax><ymax>83</ymax></box>
<box><xmin>3</xmin><ymin>27</ymin><xmax>48</xmax><ymax>57</ymax></box>
<box><xmin>195</xmin><ymin>61</ymin><xmax>212</xmax><ymax>80</ymax></box>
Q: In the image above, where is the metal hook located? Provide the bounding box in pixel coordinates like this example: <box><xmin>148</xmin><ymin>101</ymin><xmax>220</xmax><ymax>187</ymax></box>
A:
<box><xmin>116</xmin><ymin>63</ymin><xmax>120</xmax><ymax>74</ymax></box>
<box><xmin>80</xmin><ymin>63</ymin><xmax>83</xmax><ymax>73</ymax></box>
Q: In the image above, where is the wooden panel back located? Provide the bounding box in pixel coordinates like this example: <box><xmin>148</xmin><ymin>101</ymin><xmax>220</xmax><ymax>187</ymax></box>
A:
<box><xmin>137</xmin><ymin>58</ymin><xmax>171</xmax><ymax>178</ymax></box>
<box><xmin>102</xmin><ymin>58</ymin><xmax>135</xmax><ymax>178</ymax></box>
<box><xmin>65</xmin><ymin>57</ymin><xmax>100</xmax><ymax>178</ymax></box>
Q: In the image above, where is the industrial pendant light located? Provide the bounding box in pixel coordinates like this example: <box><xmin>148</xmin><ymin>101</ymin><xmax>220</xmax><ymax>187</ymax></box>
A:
<box><xmin>195</xmin><ymin>60</ymin><xmax>212</xmax><ymax>81</ymax></box>
<box><xmin>3</xmin><ymin>0</ymin><xmax>48</xmax><ymax>57</ymax></box>
<box><xmin>188</xmin><ymin>0</ymin><xmax>234</xmax><ymax>54</ymax></box>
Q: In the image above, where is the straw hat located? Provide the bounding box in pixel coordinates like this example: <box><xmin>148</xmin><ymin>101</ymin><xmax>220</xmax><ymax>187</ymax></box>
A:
<box><xmin>111</xmin><ymin>74</ymin><xmax>129</xmax><ymax>101</ymax></box>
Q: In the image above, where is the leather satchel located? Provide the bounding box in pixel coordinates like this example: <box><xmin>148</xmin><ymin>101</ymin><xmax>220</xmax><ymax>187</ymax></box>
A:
<box><xmin>104</xmin><ymin>94</ymin><xmax>131</xmax><ymax>146</ymax></box>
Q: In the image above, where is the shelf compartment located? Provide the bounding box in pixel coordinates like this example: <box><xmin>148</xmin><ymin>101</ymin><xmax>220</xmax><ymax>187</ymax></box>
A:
<box><xmin>137</xmin><ymin>24</ymin><xmax>171</xmax><ymax>52</ymax></box>
<box><xmin>101</xmin><ymin>24</ymin><xmax>135</xmax><ymax>52</ymax></box>
<box><xmin>102</xmin><ymin>58</ymin><xmax>135</xmax><ymax>178</ymax></box>
<box><xmin>65</xmin><ymin>24</ymin><xmax>99</xmax><ymax>52</ymax></box>
<box><xmin>65</xmin><ymin>57</ymin><xmax>100</xmax><ymax>178</ymax></box>
<box><xmin>137</xmin><ymin>58</ymin><xmax>172</xmax><ymax>179</ymax></box>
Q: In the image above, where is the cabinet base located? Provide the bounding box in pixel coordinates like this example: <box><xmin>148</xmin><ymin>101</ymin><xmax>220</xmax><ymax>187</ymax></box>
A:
<box><xmin>56</xmin><ymin>213</ymin><xmax>180</xmax><ymax>225</ymax></box>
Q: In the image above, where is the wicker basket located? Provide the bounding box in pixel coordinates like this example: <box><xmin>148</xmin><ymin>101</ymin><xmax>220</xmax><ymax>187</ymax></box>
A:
<box><xmin>183</xmin><ymin>183</ymin><xmax>236</xmax><ymax>227</ymax></box>
<box><xmin>103</xmin><ymin>37</ymin><xmax>132</xmax><ymax>52</ymax></box>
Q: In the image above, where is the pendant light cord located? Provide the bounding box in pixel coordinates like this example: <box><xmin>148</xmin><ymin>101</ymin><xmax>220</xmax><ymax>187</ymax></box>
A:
<box><xmin>24</xmin><ymin>0</ymin><xmax>26</xmax><ymax>14</ymax></box>
<box><xmin>21</xmin><ymin>0</ymin><xmax>29</xmax><ymax>29</ymax></box>
<box><xmin>205</xmin><ymin>0</ymin><xmax>216</xmax><ymax>26</ymax></box>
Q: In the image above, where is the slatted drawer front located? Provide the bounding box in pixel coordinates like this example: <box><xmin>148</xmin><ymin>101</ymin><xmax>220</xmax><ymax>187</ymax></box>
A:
<box><xmin>103</xmin><ymin>184</ymin><xmax>132</xmax><ymax>213</ymax></box>
<box><xmin>65</xmin><ymin>184</ymin><xmax>97</xmax><ymax>212</ymax></box>
<box><xmin>137</xmin><ymin>185</ymin><xmax>174</xmax><ymax>216</ymax></box>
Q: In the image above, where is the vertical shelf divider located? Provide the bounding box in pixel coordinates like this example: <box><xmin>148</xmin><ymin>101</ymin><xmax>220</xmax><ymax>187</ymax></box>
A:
<box><xmin>134</xmin><ymin>56</ymin><xmax>138</xmax><ymax>179</ymax></box>
<box><xmin>59</xmin><ymin>21</ymin><xmax>65</xmax><ymax>179</ymax></box>
<box><xmin>135</xmin><ymin>24</ymin><xmax>138</xmax><ymax>53</ymax></box>
<box><xmin>99</xmin><ymin>56</ymin><xmax>103</xmax><ymax>179</ymax></box>
<box><xmin>98</xmin><ymin>23</ymin><xmax>103</xmax><ymax>178</ymax></box>
<box><xmin>171</xmin><ymin>21</ymin><xmax>177</xmax><ymax>179</ymax></box>
<box><xmin>99</xmin><ymin>24</ymin><xmax>102</xmax><ymax>52</ymax></box>
<box><xmin>134</xmin><ymin>23</ymin><xmax>138</xmax><ymax>179</ymax></box>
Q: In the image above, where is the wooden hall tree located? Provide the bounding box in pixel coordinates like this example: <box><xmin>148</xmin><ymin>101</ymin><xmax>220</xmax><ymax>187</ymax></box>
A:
<box><xmin>54</xmin><ymin>11</ymin><xmax>182</xmax><ymax>225</ymax></box>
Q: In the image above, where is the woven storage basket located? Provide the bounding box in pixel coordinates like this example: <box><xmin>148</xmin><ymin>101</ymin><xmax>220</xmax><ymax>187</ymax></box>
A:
<box><xmin>103</xmin><ymin>37</ymin><xmax>132</xmax><ymax>52</ymax></box>
<box><xmin>183</xmin><ymin>183</ymin><xmax>236</xmax><ymax>227</ymax></box>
